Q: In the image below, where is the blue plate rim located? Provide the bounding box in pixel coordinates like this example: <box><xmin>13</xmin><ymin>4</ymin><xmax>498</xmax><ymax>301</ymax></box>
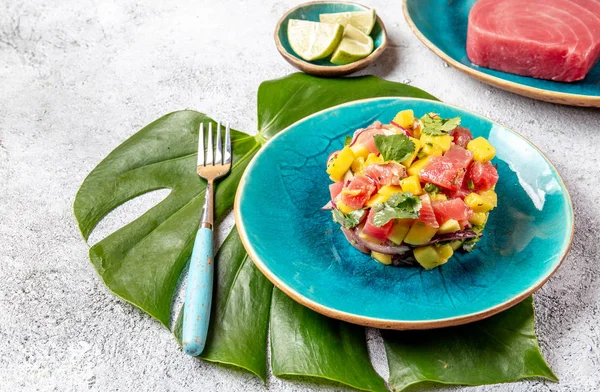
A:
<box><xmin>234</xmin><ymin>97</ymin><xmax>575</xmax><ymax>329</ymax></box>
<box><xmin>401</xmin><ymin>0</ymin><xmax>600</xmax><ymax>108</ymax></box>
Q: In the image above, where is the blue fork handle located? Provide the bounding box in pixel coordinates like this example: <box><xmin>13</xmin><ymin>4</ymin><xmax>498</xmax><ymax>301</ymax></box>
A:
<box><xmin>182</xmin><ymin>227</ymin><xmax>214</xmax><ymax>356</ymax></box>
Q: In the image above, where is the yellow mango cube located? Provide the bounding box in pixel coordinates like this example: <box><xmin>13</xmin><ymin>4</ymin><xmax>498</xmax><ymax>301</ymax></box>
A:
<box><xmin>371</xmin><ymin>251</ymin><xmax>392</xmax><ymax>265</ymax></box>
<box><xmin>351</xmin><ymin>156</ymin><xmax>365</xmax><ymax>173</ymax></box>
<box><xmin>420</xmin><ymin>142</ymin><xmax>443</xmax><ymax>157</ymax></box>
<box><xmin>400</xmin><ymin>137</ymin><xmax>421</xmax><ymax>167</ymax></box>
<box><xmin>326</xmin><ymin>146</ymin><xmax>355</xmax><ymax>182</ymax></box>
<box><xmin>438</xmin><ymin>219</ymin><xmax>460</xmax><ymax>234</ymax></box>
<box><xmin>467</xmin><ymin>137</ymin><xmax>496</xmax><ymax>162</ymax></box>
<box><xmin>413</xmin><ymin>245</ymin><xmax>448</xmax><ymax>270</ymax></box>
<box><xmin>464</xmin><ymin>192</ymin><xmax>494</xmax><ymax>213</ymax></box>
<box><xmin>388</xmin><ymin>219</ymin><xmax>413</xmax><ymax>244</ymax></box>
<box><xmin>336</xmin><ymin>200</ymin><xmax>355</xmax><ymax>214</ymax></box>
<box><xmin>403</xmin><ymin>221</ymin><xmax>438</xmax><ymax>245</ymax></box>
<box><xmin>432</xmin><ymin>193</ymin><xmax>448</xmax><ymax>201</ymax></box>
<box><xmin>480</xmin><ymin>189</ymin><xmax>497</xmax><ymax>209</ymax></box>
<box><xmin>365</xmin><ymin>153</ymin><xmax>384</xmax><ymax>166</ymax></box>
<box><xmin>392</xmin><ymin>109</ymin><xmax>415</xmax><ymax>129</ymax></box>
<box><xmin>436</xmin><ymin>244</ymin><xmax>454</xmax><ymax>261</ymax></box>
<box><xmin>420</xmin><ymin>134</ymin><xmax>453</xmax><ymax>152</ymax></box>
<box><xmin>365</xmin><ymin>193</ymin><xmax>387</xmax><ymax>208</ymax></box>
<box><xmin>400</xmin><ymin>175</ymin><xmax>423</xmax><ymax>195</ymax></box>
<box><xmin>378</xmin><ymin>185</ymin><xmax>403</xmax><ymax>198</ymax></box>
<box><xmin>350</xmin><ymin>144</ymin><xmax>370</xmax><ymax>160</ymax></box>
<box><xmin>407</xmin><ymin>157</ymin><xmax>431</xmax><ymax>177</ymax></box>
<box><xmin>469</xmin><ymin>212</ymin><xmax>488</xmax><ymax>226</ymax></box>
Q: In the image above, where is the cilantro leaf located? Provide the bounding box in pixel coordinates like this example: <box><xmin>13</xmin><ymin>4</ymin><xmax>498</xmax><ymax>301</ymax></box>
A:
<box><xmin>420</xmin><ymin>113</ymin><xmax>461</xmax><ymax>136</ymax></box>
<box><xmin>424</xmin><ymin>183</ymin><xmax>440</xmax><ymax>195</ymax></box>
<box><xmin>344</xmin><ymin>135</ymin><xmax>352</xmax><ymax>147</ymax></box>
<box><xmin>372</xmin><ymin>192</ymin><xmax>422</xmax><ymax>227</ymax></box>
<box><xmin>332</xmin><ymin>208</ymin><xmax>365</xmax><ymax>229</ymax></box>
<box><xmin>373</xmin><ymin>134</ymin><xmax>415</xmax><ymax>162</ymax></box>
<box><xmin>462</xmin><ymin>223</ymin><xmax>485</xmax><ymax>252</ymax></box>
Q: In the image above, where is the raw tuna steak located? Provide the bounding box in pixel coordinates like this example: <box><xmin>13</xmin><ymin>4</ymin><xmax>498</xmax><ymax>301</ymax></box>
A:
<box><xmin>466</xmin><ymin>0</ymin><xmax>600</xmax><ymax>82</ymax></box>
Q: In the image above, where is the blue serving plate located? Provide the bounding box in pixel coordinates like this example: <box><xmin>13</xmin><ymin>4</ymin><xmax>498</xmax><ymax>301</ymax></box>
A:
<box><xmin>275</xmin><ymin>1</ymin><xmax>388</xmax><ymax>77</ymax></box>
<box><xmin>234</xmin><ymin>98</ymin><xmax>573</xmax><ymax>329</ymax></box>
<box><xmin>403</xmin><ymin>0</ymin><xmax>600</xmax><ymax>107</ymax></box>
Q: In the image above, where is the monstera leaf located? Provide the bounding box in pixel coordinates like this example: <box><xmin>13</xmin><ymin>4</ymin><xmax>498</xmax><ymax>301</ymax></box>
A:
<box><xmin>75</xmin><ymin>73</ymin><xmax>556</xmax><ymax>392</ymax></box>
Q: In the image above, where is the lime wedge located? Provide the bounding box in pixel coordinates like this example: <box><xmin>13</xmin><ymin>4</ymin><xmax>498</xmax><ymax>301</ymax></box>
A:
<box><xmin>330</xmin><ymin>24</ymin><xmax>374</xmax><ymax>65</ymax></box>
<box><xmin>287</xmin><ymin>19</ymin><xmax>344</xmax><ymax>61</ymax></box>
<box><xmin>319</xmin><ymin>9</ymin><xmax>376</xmax><ymax>35</ymax></box>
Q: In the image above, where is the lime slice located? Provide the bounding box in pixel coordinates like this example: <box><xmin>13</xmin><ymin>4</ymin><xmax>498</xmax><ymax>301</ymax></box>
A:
<box><xmin>287</xmin><ymin>19</ymin><xmax>344</xmax><ymax>61</ymax></box>
<box><xmin>319</xmin><ymin>9</ymin><xmax>376</xmax><ymax>35</ymax></box>
<box><xmin>330</xmin><ymin>24</ymin><xmax>374</xmax><ymax>65</ymax></box>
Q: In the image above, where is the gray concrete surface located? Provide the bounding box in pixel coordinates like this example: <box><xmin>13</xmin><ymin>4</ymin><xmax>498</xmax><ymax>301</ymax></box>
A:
<box><xmin>1</xmin><ymin>0</ymin><xmax>599</xmax><ymax>391</ymax></box>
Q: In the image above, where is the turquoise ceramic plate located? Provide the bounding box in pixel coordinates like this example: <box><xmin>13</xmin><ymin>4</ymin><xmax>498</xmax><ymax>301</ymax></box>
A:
<box><xmin>234</xmin><ymin>98</ymin><xmax>573</xmax><ymax>329</ymax></box>
<box><xmin>274</xmin><ymin>1</ymin><xmax>388</xmax><ymax>77</ymax></box>
<box><xmin>403</xmin><ymin>0</ymin><xmax>600</xmax><ymax>108</ymax></box>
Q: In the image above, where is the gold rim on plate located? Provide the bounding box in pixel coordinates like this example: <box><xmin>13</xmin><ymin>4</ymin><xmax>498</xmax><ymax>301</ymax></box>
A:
<box><xmin>234</xmin><ymin>97</ymin><xmax>575</xmax><ymax>330</ymax></box>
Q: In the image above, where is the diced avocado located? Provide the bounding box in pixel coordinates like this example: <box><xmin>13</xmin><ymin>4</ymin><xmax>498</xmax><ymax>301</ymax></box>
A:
<box><xmin>403</xmin><ymin>221</ymin><xmax>437</xmax><ymax>245</ymax></box>
<box><xmin>413</xmin><ymin>246</ymin><xmax>447</xmax><ymax>270</ymax></box>
<box><xmin>372</xmin><ymin>251</ymin><xmax>392</xmax><ymax>265</ymax></box>
<box><xmin>438</xmin><ymin>219</ymin><xmax>461</xmax><ymax>234</ymax></box>
<box><xmin>387</xmin><ymin>219</ymin><xmax>412</xmax><ymax>245</ymax></box>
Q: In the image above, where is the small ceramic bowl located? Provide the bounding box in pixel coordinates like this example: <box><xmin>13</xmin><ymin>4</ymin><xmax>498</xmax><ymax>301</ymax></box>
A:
<box><xmin>274</xmin><ymin>1</ymin><xmax>388</xmax><ymax>77</ymax></box>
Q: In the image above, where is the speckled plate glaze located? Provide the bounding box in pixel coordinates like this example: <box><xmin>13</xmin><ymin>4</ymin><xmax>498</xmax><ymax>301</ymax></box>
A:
<box><xmin>274</xmin><ymin>1</ymin><xmax>388</xmax><ymax>77</ymax></box>
<box><xmin>403</xmin><ymin>0</ymin><xmax>600</xmax><ymax>107</ymax></box>
<box><xmin>234</xmin><ymin>98</ymin><xmax>574</xmax><ymax>329</ymax></box>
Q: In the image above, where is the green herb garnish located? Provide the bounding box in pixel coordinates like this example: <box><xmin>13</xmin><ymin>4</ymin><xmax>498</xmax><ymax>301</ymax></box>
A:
<box><xmin>332</xmin><ymin>208</ymin><xmax>365</xmax><ymax>229</ymax></box>
<box><xmin>373</xmin><ymin>134</ymin><xmax>415</xmax><ymax>162</ymax></box>
<box><xmin>344</xmin><ymin>135</ymin><xmax>352</xmax><ymax>147</ymax></box>
<box><xmin>424</xmin><ymin>183</ymin><xmax>440</xmax><ymax>196</ymax></box>
<box><xmin>372</xmin><ymin>192</ymin><xmax>422</xmax><ymax>227</ymax></box>
<box><xmin>462</xmin><ymin>224</ymin><xmax>485</xmax><ymax>252</ymax></box>
<box><xmin>420</xmin><ymin>113</ymin><xmax>461</xmax><ymax>136</ymax></box>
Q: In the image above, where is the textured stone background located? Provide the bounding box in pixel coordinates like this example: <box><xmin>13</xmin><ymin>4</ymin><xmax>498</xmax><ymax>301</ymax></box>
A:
<box><xmin>1</xmin><ymin>0</ymin><xmax>599</xmax><ymax>391</ymax></box>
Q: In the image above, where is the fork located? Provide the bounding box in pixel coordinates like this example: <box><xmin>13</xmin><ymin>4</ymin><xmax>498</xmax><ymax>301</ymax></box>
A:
<box><xmin>182</xmin><ymin>121</ymin><xmax>232</xmax><ymax>356</ymax></box>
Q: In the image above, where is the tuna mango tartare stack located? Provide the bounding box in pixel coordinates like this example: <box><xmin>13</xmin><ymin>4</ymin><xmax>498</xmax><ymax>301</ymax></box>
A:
<box><xmin>325</xmin><ymin>110</ymin><xmax>499</xmax><ymax>270</ymax></box>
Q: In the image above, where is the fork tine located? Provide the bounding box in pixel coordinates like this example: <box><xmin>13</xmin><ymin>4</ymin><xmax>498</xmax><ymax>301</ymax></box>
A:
<box><xmin>198</xmin><ymin>123</ymin><xmax>205</xmax><ymax>166</ymax></box>
<box><xmin>224</xmin><ymin>123</ymin><xmax>231</xmax><ymax>165</ymax></box>
<box><xmin>215</xmin><ymin>121</ymin><xmax>223</xmax><ymax>165</ymax></box>
<box><xmin>206</xmin><ymin>122</ymin><xmax>214</xmax><ymax>166</ymax></box>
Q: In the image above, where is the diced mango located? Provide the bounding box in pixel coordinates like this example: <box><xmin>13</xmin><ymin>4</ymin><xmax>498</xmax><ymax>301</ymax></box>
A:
<box><xmin>336</xmin><ymin>200</ymin><xmax>355</xmax><ymax>214</ymax></box>
<box><xmin>350</xmin><ymin>144</ymin><xmax>370</xmax><ymax>160</ymax></box>
<box><xmin>326</xmin><ymin>146</ymin><xmax>355</xmax><ymax>182</ymax></box>
<box><xmin>420</xmin><ymin>142</ymin><xmax>443</xmax><ymax>157</ymax></box>
<box><xmin>400</xmin><ymin>175</ymin><xmax>423</xmax><ymax>195</ymax></box>
<box><xmin>365</xmin><ymin>153</ymin><xmax>384</xmax><ymax>166</ymax></box>
<box><xmin>464</xmin><ymin>192</ymin><xmax>494</xmax><ymax>213</ymax></box>
<box><xmin>393</xmin><ymin>109</ymin><xmax>415</xmax><ymax>129</ymax></box>
<box><xmin>365</xmin><ymin>193</ymin><xmax>387</xmax><ymax>208</ymax></box>
<box><xmin>436</xmin><ymin>244</ymin><xmax>454</xmax><ymax>261</ymax></box>
<box><xmin>413</xmin><ymin>245</ymin><xmax>447</xmax><ymax>270</ymax></box>
<box><xmin>480</xmin><ymin>189</ymin><xmax>497</xmax><ymax>209</ymax></box>
<box><xmin>378</xmin><ymin>185</ymin><xmax>403</xmax><ymax>197</ymax></box>
<box><xmin>449</xmin><ymin>240</ymin><xmax>463</xmax><ymax>251</ymax></box>
<box><xmin>432</xmin><ymin>193</ymin><xmax>448</xmax><ymax>201</ymax></box>
<box><xmin>467</xmin><ymin>137</ymin><xmax>496</xmax><ymax>162</ymax></box>
<box><xmin>398</xmin><ymin>137</ymin><xmax>421</xmax><ymax>168</ymax></box>
<box><xmin>388</xmin><ymin>219</ymin><xmax>413</xmax><ymax>245</ymax></box>
<box><xmin>438</xmin><ymin>219</ymin><xmax>460</xmax><ymax>234</ymax></box>
<box><xmin>407</xmin><ymin>157</ymin><xmax>431</xmax><ymax>177</ymax></box>
<box><xmin>351</xmin><ymin>156</ymin><xmax>365</xmax><ymax>173</ymax></box>
<box><xmin>469</xmin><ymin>212</ymin><xmax>488</xmax><ymax>226</ymax></box>
<box><xmin>420</xmin><ymin>134</ymin><xmax>453</xmax><ymax>152</ymax></box>
<box><xmin>372</xmin><ymin>251</ymin><xmax>392</xmax><ymax>265</ymax></box>
<box><xmin>412</xmin><ymin>121</ymin><xmax>422</xmax><ymax>139</ymax></box>
<box><xmin>403</xmin><ymin>221</ymin><xmax>437</xmax><ymax>245</ymax></box>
